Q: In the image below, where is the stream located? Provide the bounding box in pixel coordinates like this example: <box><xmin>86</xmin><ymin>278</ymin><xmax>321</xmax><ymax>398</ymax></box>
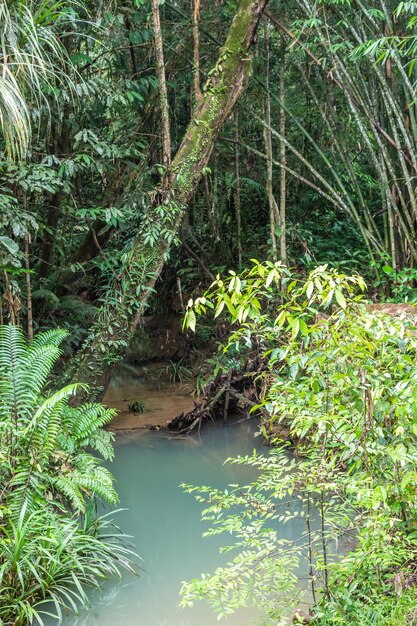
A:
<box><xmin>47</xmin><ymin>363</ymin><xmax>309</xmax><ymax>626</ymax></box>
<box><xmin>49</xmin><ymin>420</ymin><xmax>310</xmax><ymax>626</ymax></box>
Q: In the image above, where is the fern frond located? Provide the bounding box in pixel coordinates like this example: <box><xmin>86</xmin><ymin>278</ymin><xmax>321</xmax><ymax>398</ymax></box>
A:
<box><xmin>19</xmin><ymin>345</ymin><xmax>63</xmax><ymax>412</ymax></box>
<box><xmin>57</xmin><ymin>297</ymin><xmax>98</xmax><ymax>319</ymax></box>
<box><xmin>69</xmin><ymin>467</ymin><xmax>118</xmax><ymax>505</ymax></box>
<box><xmin>0</xmin><ymin>326</ymin><xmax>67</xmax><ymax>423</ymax></box>
<box><xmin>32</xmin><ymin>401</ymin><xmax>64</xmax><ymax>464</ymax></box>
<box><xmin>64</xmin><ymin>403</ymin><xmax>116</xmax><ymax>442</ymax></box>
<box><xmin>0</xmin><ymin>325</ymin><xmax>29</xmax><ymax>420</ymax></box>
<box><xmin>28</xmin><ymin>384</ymin><xmax>86</xmax><ymax>429</ymax></box>
<box><xmin>89</xmin><ymin>429</ymin><xmax>115</xmax><ymax>461</ymax></box>
<box><xmin>31</xmin><ymin>289</ymin><xmax>60</xmax><ymax>309</ymax></box>
<box><xmin>51</xmin><ymin>476</ymin><xmax>86</xmax><ymax>512</ymax></box>
<box><xmin>7</xmin><ymin>469</ymin><xmax>43</xmax><ymax>518</ymax></box>
<box><xmin>0</xmin><ymin>324</ymin><xmax>133</xmax><ymax>623</ymax></box>
<box><xmin>30</xmin><ymin>329</ymin><xmax>69</xmax><ymax>349</ymax></box>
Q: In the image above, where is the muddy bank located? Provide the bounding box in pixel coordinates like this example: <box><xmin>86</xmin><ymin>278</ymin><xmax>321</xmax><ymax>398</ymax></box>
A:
<box><xmin>366</xmin><ymin>302</ymin><xmax>417</xmax><ymax>316</ymax></box>
<box><xmin>104</xmin><ymin>362</ymin><xmax>197</xmax><ymax>431</ymax></box>
<box><xmin>102</xmin><ymin>314</ymin><xmax>205</xmax><ymax>431</ymax></box>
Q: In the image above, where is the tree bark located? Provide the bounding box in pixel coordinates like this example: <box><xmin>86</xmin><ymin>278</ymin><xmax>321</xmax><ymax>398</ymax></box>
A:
<box><xmin>25</xmin><ymin>235</ymin><xmax>33</xmax><ymax>341</ymax></box>
<box><xmin>152</xmin><ymin>0</ymin><xmax>171</xmax><ymax>169</ymax></box>
<box><xmin>234</xmin><ymin>112</ymin><xmax>242</xmax><ymax>268</ymax></box>
<box><xmin>279</xmin><ymin>33</ymin><xmax>286</xmax><ymax>264</ymax></box>
<box><xmin>71</xmin><ymin>0</ymin><xmax>269</xmax><ymax>396</ymax></box>
<box><xmin>192</xmin><ymin>0</ymin><xmax>203</xmax><ymax>104</ymax></box>
<box><xmin>37</xmin><ymin>190</ymin><xmax>63</xmax><ymax>278</ymax></box>
<box><xmin>263</xmin><ymin>19</ymin><xmax>277</xmax><ymax>262</ymax></box>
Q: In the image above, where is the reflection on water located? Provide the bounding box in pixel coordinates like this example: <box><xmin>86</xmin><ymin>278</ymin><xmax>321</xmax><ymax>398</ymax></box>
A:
<box><xmin>46</xmin><ymin>420</ymin><xmax>307</xmax><ymax>626</ymax></box>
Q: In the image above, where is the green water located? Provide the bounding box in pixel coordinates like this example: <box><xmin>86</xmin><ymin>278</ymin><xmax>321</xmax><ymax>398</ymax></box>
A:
<box><xmin>52</xmin><ymin>420</ymin><xmax>306</xmax><ymax>625</ymax></box>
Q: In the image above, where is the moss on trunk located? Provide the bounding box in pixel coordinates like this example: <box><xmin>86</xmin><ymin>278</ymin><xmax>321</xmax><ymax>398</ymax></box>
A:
<box><xmin>71</xmin><ymin>0</ymin><xmax>269</xmax><ymax>396</ymax></box>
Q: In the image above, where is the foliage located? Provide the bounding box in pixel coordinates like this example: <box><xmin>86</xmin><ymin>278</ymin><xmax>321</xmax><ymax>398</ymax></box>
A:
<box><xmin>2</xmin><ymin>0</ymin><xmax>416</xmax><ymax>386</ymax></box>
<box><xmin>191</xmin><ymin>371</ymin><xmax>207</xmax><ymax>397</ymax></box>
<box><xmin>0</xmin><ymin>325</ymin><xmax>134</xmax><ymax>625</ymax></box>
<box><xmin>181</xmin><ymin>261</ymin><xmax>417</xmax><ymax>625</ymax></box>
<box><xmin>128</xmin><ymin>399</ymin><xmax>146</xmax><ymax>413</ymax></box>
<box><xmin>160</xmin><ymin>358</ymin><xmax>193</xmax><ymax>385</ymax></box>
<box><xmin>184</xmin><ymin>259</ymin><xmax>364</xmax><ymax>332</ymax></box>
<box><xmin>0</xmin><ymin>0</ymin><xmax>79</xmax><ymax>159</ymax></box>
<box><xmin>373</xmin><ymin>261</ymin><xmax>417</xmax><ymax>303</ymax></box>
<box><xmin>1</xmin><ymin>0</ymin><xmax>417</xmax><ymax>620</ymax></box>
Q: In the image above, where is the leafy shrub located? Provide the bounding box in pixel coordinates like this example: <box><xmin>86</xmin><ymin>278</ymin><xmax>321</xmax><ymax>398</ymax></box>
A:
<box><xmin>181</xmin><ymin>262</ymin><xmax>417</xmax><ymax>625</ymax></box>
<box><xmin>0</xmin><ymin>325</ymin><xmax>134</xmax><ymax>626</ymax></box>
<box><xmin>376</xmin><ymin>262</ymin><xmax>417</xmax><ymax>303</ymax></box>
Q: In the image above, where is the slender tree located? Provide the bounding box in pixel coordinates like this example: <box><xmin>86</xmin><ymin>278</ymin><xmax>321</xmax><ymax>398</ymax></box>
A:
<box><xmin>192</xmin><ymin>0</ymin><xmax>203</xmax><ymax>104</ymax></box>
<box><xmin>152</xmin><ymin>0</ymin><xmax>171</xmax><ymax>168</ymax></box>
<box><xmin>72</xmin><ymin>0</ymin><xmax>270</xmax><ymax>394</ymax></box>
<box><xmin>234</xmin><ymin>112</ymin><xmax>243</xmax><ymax>268</ymax></box>
<box><xmin>279</xmin><ymin>33</ymin><xmax>287</xmax><ymax>264</ymax></box>
<box><xmin>263</xmin><ymin>19</ymin><xmax>278</xmax><ymax>262</ymax></box>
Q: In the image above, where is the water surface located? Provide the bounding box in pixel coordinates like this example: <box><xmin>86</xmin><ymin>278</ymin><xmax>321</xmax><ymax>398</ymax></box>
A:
<box><xmin>52</xmin><ymin>420</ymin><xmax>306</xmax><ymax>626</ymax></box>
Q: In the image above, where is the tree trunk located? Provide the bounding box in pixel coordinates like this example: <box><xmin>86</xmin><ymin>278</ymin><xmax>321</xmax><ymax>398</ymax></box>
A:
<box><xmin>279</xmin><ymin>33</ymin><xmax>287</xmax><ymax>264</ymax></box>
<box><xmin>192</xmin><ymin>0</ymin><xmax>203</xmax><ymax>104</ymax></box>
<box><xmin>25</xmin><ymin>235</ymin><xmax>33</xmax><ymax>342</ymax></box>
<box><xmin>152</xmin><ymin>0</ymin><xmax>171</xmax><ymax>169</ymax></box>
<box><xmin>37</xmin><ymin>190</ymin><xmax>63</xmax><ymax>278</ymax></box>
<box><xmin>263</xmin><ymin>19</ymin><xmax>277</xmax><ymax>262</ymax></box>
<box><xmin>71</xmin><ymin>0</ymin><xmax>269</xmax><ymax>396</ymax></box>
<box><xmin>234</xmin><ymin>112</ymin><xmax>242</xmax><ymax>268</ymax></box>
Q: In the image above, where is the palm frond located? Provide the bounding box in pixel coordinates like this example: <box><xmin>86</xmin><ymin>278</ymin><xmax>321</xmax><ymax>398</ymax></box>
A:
<box><xmin>0</xmin><ymin>0</ymin><xmax>81</xmax><ymax>158</ymax></box>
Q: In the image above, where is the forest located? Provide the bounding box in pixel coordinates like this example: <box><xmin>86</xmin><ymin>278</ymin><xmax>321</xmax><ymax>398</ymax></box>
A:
<box><xmin>2</xmin><ymin>0</ymin><xmax>417</xmax><ymax>624</ymax></box>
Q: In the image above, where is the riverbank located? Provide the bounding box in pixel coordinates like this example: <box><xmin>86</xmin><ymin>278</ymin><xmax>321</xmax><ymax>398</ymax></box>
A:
<box><xmin>104</xmin><ymin>361</ymin><xmax>197</xmax><ymax>430</ymax></box>
<box><xmin>105</xmin><ymin>304</ymin><xmax>417</xmax><ymax>433</ymax></box>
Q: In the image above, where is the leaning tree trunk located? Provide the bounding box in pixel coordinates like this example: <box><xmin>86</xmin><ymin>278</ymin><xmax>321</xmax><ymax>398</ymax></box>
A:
<box><xmin>71</xmin><ymin>0</ymin><xmax>269</xmax><ymax>396</ymax></box>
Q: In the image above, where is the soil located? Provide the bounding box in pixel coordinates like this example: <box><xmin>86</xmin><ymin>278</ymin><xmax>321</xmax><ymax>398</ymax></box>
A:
<box><xmin>104</xmin><ymin>362</ymin><xmax>197</xmax><ymax>431</ymax></box>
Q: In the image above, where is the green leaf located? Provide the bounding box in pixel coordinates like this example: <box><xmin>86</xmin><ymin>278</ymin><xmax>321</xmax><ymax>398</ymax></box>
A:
<box><xmin>0</xmin><ymin>236</ymin><xmax>19</xmax><ymax>256</ymax></box>
<box><xmin>334</xmin><ymin>289</ymin><xmax>346</xmax><ymax>309</ymax></box>
<box><xmin>186</xmin><ymin>309</ymin><xmax>196</xmax><ymax>332</ymax></box>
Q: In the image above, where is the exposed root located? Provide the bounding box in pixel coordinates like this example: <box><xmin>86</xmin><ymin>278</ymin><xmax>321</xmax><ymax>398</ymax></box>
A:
<box><xmin>161</xmin><ymin>369</ymin><xmax>263</xmax><ymax>434</ymax></box>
